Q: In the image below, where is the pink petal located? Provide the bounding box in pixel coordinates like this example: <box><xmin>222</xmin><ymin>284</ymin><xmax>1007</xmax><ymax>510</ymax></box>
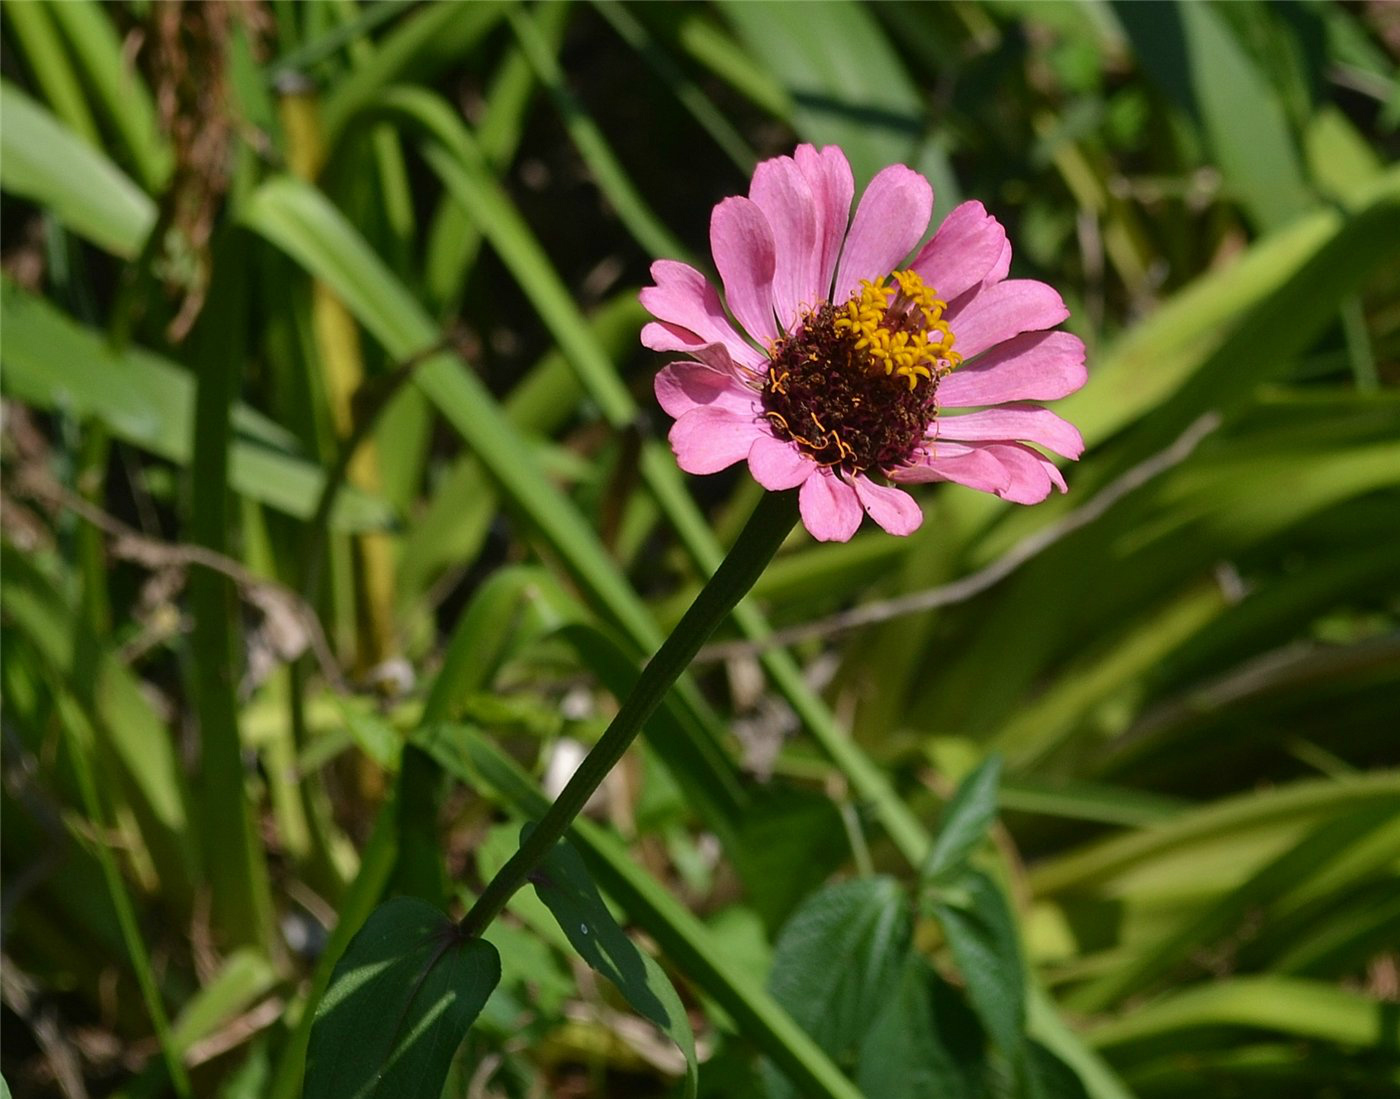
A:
<box><xmin>639</xmin><ymin>261</ymin><xmax>766</xmax><ymax>369</ymax></box>
<box><xmin>891</xmin><ymin>446</ymin><xmax>1011</xmax><ymax>495</ymax></box>
<box><xmin>908</xmin><ymin>201</ymin><xmax>1008</xmax><ymax>302</ymax></box>
<box><xmin>642</xmin><ymin>327</ymin><xmax>754</xmax><ymax>374</ymax></box>
<box><xmin>710</xmin><ymin>196</ymin><xmax>779</xmax><ymax>346</ymax></box>
<box><xmin>853</xmin><ymin>475</ymin><xmax>923</xmax><ymax>535</ymax></box>
<box><xmin>799</xmin><ymin>468</ymin><xmax>863</xmax><ymax>542</ymax></box>
<box><xmin>947</xmin><ymin>279</ymin><xmax>1069</xmax><ymax>360</ymax></box>
<box><xmin>985</xmin><ymin>238</ymin><xmax>1012</xmax><ymax>285</ymax></box>
<box><xmin>979</xmin><ymin>443</ymin><xmax>1068</xmax><ymax>505</ymax></box>
<box><xmin>654</xmin><ymin>361</ymin><xmax>760</xmax><ymax>419</ymax></box>
<box><xmin>938</xmin><ymin>332</ymin><xmax>1087</xmax><ymax>407</ymax></box>
<box><xmin>794</xmin><ymin>144</ymin><xmax>854</xmax><ymax>302</ymax></box>
<box><xmin>669</xmin><ymin>406</ymin><xmax>761</xmax><ymax>475</ymax></box>
<box><xmin>832</xmin><ymin>164</ymin><xmax>934</xmax><ymax>301</ymax></box>
<box><xmin>749</xmin><ymin>155</ymin><xmax>820</xmax><ymax>330</ymax></box>
<box><xmin>936</xmin><ymin>405</ymin><xmax>1084</xmax><ymax>459</ymax></box>
<box><xmin>747</xmin><ymin>432</ymin><xmax>814</xmax><ymax>491</ymax></box>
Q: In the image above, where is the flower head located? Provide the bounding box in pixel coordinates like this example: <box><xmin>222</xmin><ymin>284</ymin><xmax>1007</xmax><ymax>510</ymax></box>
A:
<box><xmin>642</xmin><ymin>145</ymin><xmax>1086</xmax><ymax>542</ymax></box>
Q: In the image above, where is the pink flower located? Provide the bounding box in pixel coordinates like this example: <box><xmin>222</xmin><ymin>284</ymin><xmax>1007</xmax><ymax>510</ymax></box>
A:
<box><xmin>642</xmin><ymin>145</ymin><xmax>1086</xmax><ymax>542</ymax></box>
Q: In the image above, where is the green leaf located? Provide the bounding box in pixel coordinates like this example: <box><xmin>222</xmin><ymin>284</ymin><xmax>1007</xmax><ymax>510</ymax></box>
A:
<box><xmin>718</xmin><ymin>0</ymin><xmax>924</xmax><ymax>187</ymax></box>
<box><xmin>304</xmin><ymin>897</ymin><xmax>501</xmax><ymax>1099</ymax></box>
<box><xmin>1066</xmin><ymin>802</ymin><xmax>1400</xmax><ymax>1014</ymax></box>
<box><xmin>1029</xmin><ymin>771</ymin><xmax>1400</xmax><ymax>898</ymax></box>
<box><xmin>931</xmin><ymin>868</ymin><xmax>1026</xmax><ymax>1061</ymax></box>
<box><xmin>169</xmin><ymin>949</ymin><xmax>278</xmax><ymax>1055</ymax></box>
<box><xmin>0</xmin><ymin>80</ymin><xmax>155</xmax><ymax>257</ymax></box>
<box><xmin>1024</xmin><ymin>1039</ymin><xmax>1093</xmax><ymax>1099</ymax></box>
<box><xmin>857</xmin><ymin>958</ymin><xmax>989</xmax><ymax>1099</ymax></box>
<box><xmin>1115</xmin><ymin>1</ymin><xmax>1311</xmax><ymax>230</ymax></box>
<box><xmin>0</xmin><ymin>280</ymin><xmax>392</xmax><ymax>531</ymax></box>
<box><xmin>767</xmin><ymin>877</ymin><xmax>912</xmax><ymax>1093</ymax></box>
<box><xmin>731</xmin><ymin>787</ymin><xmax>847</xmax><ymax>934</ymax></box>
<box><xmin>530</xmin><ymin>832</ymin><xmax>699</xmax><ymax>1099</ymax></box>
<box><xmin>1086</xmin><ymin>976</ymin><xmax>1397</xmax><ymax>1058</ymax></box>
<box><xmin>320</xmin><ymin>0</ymin><xmax>508</xmax><ymax>147</ymax></box>
<box><xmin>923</xmin><ymin>756</ymin><xmax>1004</xmax><ymax>883</ymax></box>
<box><xmin>44</xmin><ymin>0</ymin><xmax>172</xmax><ymax>190</ymax></box>
<box><xmin>3</xmin><ymin>0</ymin><xmax>99</xmax><ymax>146</ymax></box>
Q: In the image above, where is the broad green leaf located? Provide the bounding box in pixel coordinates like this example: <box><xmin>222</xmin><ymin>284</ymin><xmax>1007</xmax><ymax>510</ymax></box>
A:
<box><xmin>731</xmin><ymin>788</ymin><xmax>847</xmax><ymax>934</ymax></box>
<box><xmin>0</xmin><ymin>80</ymin><xmax>155</xmax><ymax>257</ymax></box>
<box><xmin>266</xmin><ymin>806</ymin><xmax>402</xmax><ymax>1099</ymax></box>
<box><xmin>767</xmin><ymin>877</ymin><xmax>912</xmax><ymax>1094</ymax></box>
<box><xmin>857</xmin><ymin>958</ymin><xmax>989</xmax><ymax>1099</ymax></box>
<box><xmin>931</xmin><ymin>868</ymin><xmax>1026</xmax><ymax>1061</ymax></box>
<box><xmin>923</xmin><ymin>756</ymin><xmax>1004</xmax><ymax>883</ymax></box>
<box><xmin>531</xmin><ymin>832</ymin><xmax>699</xmax><ymax>1099</ymax></box>
<box><xmin>304</xmin><ymin>897</ymin><xmax>501</xmax><ymax>1099</ymax></box>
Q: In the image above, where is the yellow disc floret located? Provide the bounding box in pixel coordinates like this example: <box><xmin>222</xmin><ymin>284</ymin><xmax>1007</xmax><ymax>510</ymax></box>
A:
<box><xmin>833</xmin><ymin>269</ymin><xmax>960</xmax><ymax>389</ymax></box>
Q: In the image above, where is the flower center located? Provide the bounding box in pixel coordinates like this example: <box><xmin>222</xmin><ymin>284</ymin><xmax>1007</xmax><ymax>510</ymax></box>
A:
<box><xmin>760</xmin><ymin>269</ymin><xmax>959</xmax><ymax>476</ymax></box>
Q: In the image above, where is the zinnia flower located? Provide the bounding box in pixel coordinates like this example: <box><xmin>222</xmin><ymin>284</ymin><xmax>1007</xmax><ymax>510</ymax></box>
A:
<box><xmin>641</xmin><ymin>144</ymin><xmax>1087</xmax><ymax>542</ymax></box>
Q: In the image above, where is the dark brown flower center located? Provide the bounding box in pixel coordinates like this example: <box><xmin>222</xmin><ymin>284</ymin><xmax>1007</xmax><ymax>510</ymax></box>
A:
<box><xmin>761</xmin><ymin>301</ymin><xmax>943</xmax><ymax>476</ymax></box>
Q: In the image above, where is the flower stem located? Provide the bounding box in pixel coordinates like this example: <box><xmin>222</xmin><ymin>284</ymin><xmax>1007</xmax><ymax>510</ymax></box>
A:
<box><xmin>460</xmin><ymin>488</ymin><xmax>800</xmax><ymax>938</ymax></box>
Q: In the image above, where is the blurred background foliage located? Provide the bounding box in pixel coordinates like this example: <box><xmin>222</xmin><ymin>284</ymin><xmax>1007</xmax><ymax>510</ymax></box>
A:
<box><xmin>1</xmin><ymin>0</ymin><xmax>1398</xmax><ymax>1096</ymax></box>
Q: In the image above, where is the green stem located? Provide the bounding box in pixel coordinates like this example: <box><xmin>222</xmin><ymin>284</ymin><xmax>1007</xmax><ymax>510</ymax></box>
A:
<box><xmin>59</xmin><ymin>696</ymin><xmax>192</xmax><ymax>1098</ymax></box>
<box><xmin>461</xmin><ymin>489</ymin><xmax>799</xmax><ymax>937</ymax></box>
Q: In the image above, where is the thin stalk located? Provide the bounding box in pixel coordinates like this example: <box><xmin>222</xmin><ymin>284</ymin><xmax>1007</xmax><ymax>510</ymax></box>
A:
<box><xmin>58</xmin><ymin>696</ymin><xmax>192</xmax><ymax>1098</ymax></box>
<box><xmin>460</xmin><ymin>489</ymin><xmax>799</xmax><ymax>937</ymax></box>
<box><xmin>187</xmin><ymin>228</ymin><xmax>275</xmax><ymax>951</ymax></box>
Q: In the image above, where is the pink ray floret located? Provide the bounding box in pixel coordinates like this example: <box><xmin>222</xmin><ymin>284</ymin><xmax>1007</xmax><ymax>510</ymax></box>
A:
<box><xmin>641</xmin><ymin>144</ymin><xmax>1087</xmax><ymax>543</ymax></box>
